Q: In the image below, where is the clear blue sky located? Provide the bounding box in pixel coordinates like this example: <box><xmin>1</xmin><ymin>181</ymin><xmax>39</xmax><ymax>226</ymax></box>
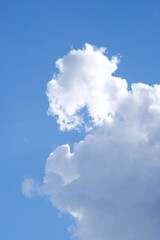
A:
<box><xmin>1</xmin><ymin>0</ymin><xmax>160</xmax><ymax>239</ymax></box>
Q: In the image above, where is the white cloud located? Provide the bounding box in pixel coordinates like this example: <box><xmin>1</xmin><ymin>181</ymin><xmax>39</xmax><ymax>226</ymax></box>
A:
<box><xmin>46</xmin><ymin>43</ymin><xmax>128</xmax><ymax>131</ymax></box>
<box><xmin>45</xmin><ymin>144</ymin><xmax>80</xmax><ymax>186</ymax></box>
<box><xmin>23</xmin><ymin>44</ymin><xmax>160</xmax><ymax>239</ymax></box>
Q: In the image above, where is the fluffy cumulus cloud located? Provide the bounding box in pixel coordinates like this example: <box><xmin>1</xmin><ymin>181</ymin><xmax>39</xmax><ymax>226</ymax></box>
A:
<box><xmin>23</xmin><ymin>44</ymin><xmax>160</xmax><ymax>240</ymax></box>
<box><xmin>46</xmin><ymin>43</ymin><xmax>128</xmax><ymax>131</ymax></box>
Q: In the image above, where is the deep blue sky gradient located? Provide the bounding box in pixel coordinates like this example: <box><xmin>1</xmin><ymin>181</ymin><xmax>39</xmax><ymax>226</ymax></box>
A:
<box><xmin>1</xmin><ymin>0</ymin><xmax>160</xmax><ymax>239</ymax></box>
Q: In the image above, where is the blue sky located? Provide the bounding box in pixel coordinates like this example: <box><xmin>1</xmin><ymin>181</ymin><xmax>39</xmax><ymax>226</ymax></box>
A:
<box><xmin>1</xmin><ymin>0</ymin><xmax>160</xmax><ymax>239</ymax></box>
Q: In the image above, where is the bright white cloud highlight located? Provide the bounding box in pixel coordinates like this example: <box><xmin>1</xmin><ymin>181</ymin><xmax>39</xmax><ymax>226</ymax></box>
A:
<box><xmin>46</xmin><ymin>43</ymin><xmax>128</xmax><ymax>131</ymax></box>
<box><xmin>23</xmin><ymin>44</ymin><xmax>160</xmax><ymax>240</ymax></box>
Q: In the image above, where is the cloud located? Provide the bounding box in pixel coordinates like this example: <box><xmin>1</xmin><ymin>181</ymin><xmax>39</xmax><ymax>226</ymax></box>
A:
<box><xmin>22</xmin><ymin>178</ymin><xmax>40</xmax><ymax>198</ymax></box>
<box><xmin>46</xmin><ymin>43</ymin><xmax>128</xmax><ymax>131</ymax></box>
<box><xmin>23</xmin><ymin>44</ymin><xmax>160</xmax><ymax>240</ymax></box>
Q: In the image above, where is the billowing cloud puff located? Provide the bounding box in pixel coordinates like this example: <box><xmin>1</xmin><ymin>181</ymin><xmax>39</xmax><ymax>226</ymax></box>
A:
<box><xmin>46</xmin><ymin>43</ymin><xmax>128</xmax><ymax>131</ymax></box>
<box><xmin>23</xmin><ymin>44</ymin><xmax>160</xmax><ymax>240</ymax></box>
